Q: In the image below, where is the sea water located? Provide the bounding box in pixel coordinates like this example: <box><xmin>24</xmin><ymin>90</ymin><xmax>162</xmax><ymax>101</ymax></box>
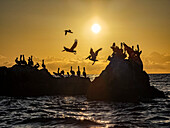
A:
<box><xmin>0</xmin><ymin>74</ymin><xmax>169</xmax><ymax>128</ymax></box>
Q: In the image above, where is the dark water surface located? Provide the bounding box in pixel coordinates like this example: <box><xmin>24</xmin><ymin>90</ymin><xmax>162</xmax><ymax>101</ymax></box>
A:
<box><xmin>0</xmin><ymin>74</ymin><xmax>170</xmax><ymax>128</ymax></box>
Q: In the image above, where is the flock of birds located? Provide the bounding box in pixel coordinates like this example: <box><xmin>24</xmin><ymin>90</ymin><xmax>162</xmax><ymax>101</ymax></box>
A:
<box><xmin>53</xmin><ymin>66</ymin><xmax>87</xmax><ymax>78</ymax></box>
<box><xmin>62</xmin><ymin>29</ymin><xmax>102</xmax><ymax>65</ymax></box>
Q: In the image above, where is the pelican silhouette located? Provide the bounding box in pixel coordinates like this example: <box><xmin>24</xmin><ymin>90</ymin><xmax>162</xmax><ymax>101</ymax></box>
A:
<box><xmin>70</xmin><ymin>66</ymin><xmax>75</xmax><ymax>76</ymax></box>
<box><xmin>15</xmin><ymin>57</ymin><xmax>21</xmax><ymax>65</ymax></box>
<box><xmin>83</xmin><ymin>67</ymin><xmax>86</xmax><ymax>78</ymax></box>
<box><xmin>53</xmin><ymin>68</ymin><xmax>64</xmax><ymax>78</ymax></box>
<box><xmin>34</xmin><ymin>63</ymin><xmax>39</xmax><ymax>69</ymax></box>
<box><xmin>67</xmin><ymin>72</ymin><xmax>70</xmax><ymax>77</ymax></box>
<box><xmin>111</xmin><ymin>42</ymin><xmax>115</xmax><ymax>49</ymax></box>
<box><xmin>53</xmin><ymin>68</ymin><xmax>61</xmax><ymax>76</ymax></box>
<box><xmin>65</xmin><ymin>29</ymin><xmax>73</xmax><ymax>35</ymax></box>
<box><xmin>61</xmin><ymin>70</ymin><xmax>64</xmax><ymax>75</ymax></box>
<box><xmin>86</xmin><ymin>48</ymin><xmax>102</xmax><ymax>65</ymax></box>
<box><xmin>62</xmin><ymin>39</ymin><xmax>78</xmax><ymax>54</ymax></box>
<box><xmin>42</xmin><ymin>59</ymin><xmax>46</xmax><ymax>69</ymax></box>
<box><xmin>77</xmin><ymin>66</ymin><xmax>80</xmax><ymax>77</ymax></box>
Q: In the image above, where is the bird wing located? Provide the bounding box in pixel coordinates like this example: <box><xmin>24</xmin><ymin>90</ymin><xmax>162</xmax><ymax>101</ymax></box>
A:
<box><xmin>95</xmin><ymin>48</ymin><xmax>102</xmax><ymax>56</ymax></box>
<box><xmin>65</xmin><ymin>30</ymin><xmax>67</xmax><ymax>35</ymax></box>
<box><xmin>69</xmin><ymin>29</ymin><xmax>73</xmax><ymax>33</ymax></box>
<box><xmin>63</xmin><ymin>46</ymin><xmax>69</xmax><ymax>51</ymax></box>
<box><xmin>85</xmin><ymin>55</ymin><xmax>91</xmax><ymax>59</ymax></box>
<box><xmin>90</xmin><ymin>48</ymin><xmax>95</xmax><ymax>58</ymax></box>
<box><xmin>70</xmin><ymin>39</ymin><xmax>78</xmax><ymax>50</ymax></box>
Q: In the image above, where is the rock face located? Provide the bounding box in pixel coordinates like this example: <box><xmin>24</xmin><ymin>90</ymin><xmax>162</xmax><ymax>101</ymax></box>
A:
<box><xmin>0</xmin><ymin>65</ymin><xmax>90</xmax><ymax>96</ymax></box>
<box><xmin>87</xmin><ymin>43</ymin><xmax>165</xmax><ymax>102</ymax></box>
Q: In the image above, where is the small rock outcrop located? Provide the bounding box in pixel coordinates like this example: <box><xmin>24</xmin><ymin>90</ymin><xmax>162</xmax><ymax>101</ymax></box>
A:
<box><xmin>87</xmin><ymin>43</ymin><xmax>165</xmax><ymax>101</ymax></box>
<box><xmin>0</xmin><ymin>65</ymin><xmax>90</xmax><ymax>96</ymax></box>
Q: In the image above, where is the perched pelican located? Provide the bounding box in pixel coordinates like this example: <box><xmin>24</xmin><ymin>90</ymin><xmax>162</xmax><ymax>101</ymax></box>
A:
<box><xmin>28</xmin><ymin>57</ymin><xmax>31</xmax><ymax>66</ymax></box>
<box><xmin>20</xmin><ymin>55</ymin><xmax>22</xmax><ymax>62</ymax></box>
<box><xmin>107</xmin><ymin>55</ymin><xmax>111</xmax><ymax>61</ymax></box>
<box><xmin>77</xmin><ymin>66</ymin><xmax>80</xmax><ymax>77</ymax></box>
<box><xmin>34</xmin><ymin>63</ymin><xmax>39</xmax><ymax>69</ymax></box>
<box><xmin>30</xmin><ymin>56</ymin><xmax>34</xmax><ymax>66</ymax></box>
<box><xmin>83</xmin><ymin>67</ymin><xmax>86</xmax><ymax>78</ymax></box>
<box><xmin>67</xmin><ymin>72</ymin><xmax>70</xmax><ymax>77</ymax></box>
<box><xmin>132</xmin><ymin>46</ymin><xmax>134</xmax><ymax>50</ymax></box>
<box><xmin>15</xmin><ymin>57</ymin><xmax>21</xmax><ymax>65</ymax></box>
<box><xmin>65</xmin><ymin>29</ymin><xmax>73</xmax><ymax>35</ymax></box>
<box><xmin>86</xmin><ymin>48</ymin><xmax>102</xmax><ymax>65</ymax></box>
<box><xmin>61</xmin><ymin>70</ymin><xmax>64</xmax><ymax>75</ymax></box>
<box><xmin>21</xmin><ymin>55</ymin><xmax>27</xmax><ymax>65</ymax></box>
<box><xmin>70</xmin><ymin>66</ymin><xmax>75</xmax><ymax>76</ymax></box>
<box><xmin>62</xmin><ymin>39</ymin><xmax>78</xmax><ymax>54</ymax></box>
<box><xmin>111</xmin><ymin>42</ymin><xmax>115</xmax><ymax>50</ymax></box>
<box><xmin>42</xmin><ymin>59</ymin><xmax>46</xmax><ymax>69</ymax></box>
<box><xmin>53</xmin><ymin>68</ymin><xmax>64</xmax><ymax>78</ymax></box>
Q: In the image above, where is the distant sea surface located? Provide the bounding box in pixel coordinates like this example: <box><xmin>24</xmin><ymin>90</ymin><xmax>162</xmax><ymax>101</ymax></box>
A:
<box><xmin>0</xmin><ymin>74</ymin><xmax>169</xmax><ymax>128</ymax></box>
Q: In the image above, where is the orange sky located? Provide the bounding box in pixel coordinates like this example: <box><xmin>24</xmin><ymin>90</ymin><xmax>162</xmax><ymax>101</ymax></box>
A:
<box><xmin>0</xmin><ymin>0</ymin><xmax>170</xmax><ymax>74</ymax></box>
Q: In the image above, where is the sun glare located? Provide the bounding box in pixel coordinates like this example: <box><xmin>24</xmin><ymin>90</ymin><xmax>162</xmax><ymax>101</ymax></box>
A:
<box><xmin>91</xmin><ymin>24</ymin><xmax>101</xmax><ymax>34</ymax></box>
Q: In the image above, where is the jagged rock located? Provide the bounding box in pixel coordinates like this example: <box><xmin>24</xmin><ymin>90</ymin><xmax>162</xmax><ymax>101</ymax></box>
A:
<box><xmin>87</xmin><ymin>56</ymin><xmax>165</xmax><ymax>102</ymax></box>
<box><xmin>0</xmin><ymin>65</ymin><xmax>90</xmax><ymax>96</ymax></box>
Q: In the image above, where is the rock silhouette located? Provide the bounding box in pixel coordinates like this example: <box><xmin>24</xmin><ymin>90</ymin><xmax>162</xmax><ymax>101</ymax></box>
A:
<box><xmin>0</xmin><ymin>44</ymin><xmax>166</xmax><ymax>102</ymax></box>
<box><xmin>0</xmin><ymin>65</ymin><xmax>90</xmax><ymax>96</ymax></box>
<box><xmin>87</xmin><ymin>43</ymin><xmax>165</xmax><ymax>101</ymax></box>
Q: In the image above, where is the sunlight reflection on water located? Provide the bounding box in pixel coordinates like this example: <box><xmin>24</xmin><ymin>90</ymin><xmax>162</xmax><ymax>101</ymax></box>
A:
<box><xmin>0</xmin><ymin>74</ymin><xmax>169</xmax><ymax>128</ymax></box>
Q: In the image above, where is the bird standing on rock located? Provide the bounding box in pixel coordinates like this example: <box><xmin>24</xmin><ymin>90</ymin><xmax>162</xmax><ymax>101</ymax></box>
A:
<box><xmin>83</xmin><ymin>67</ymin><xmax>86</xmax><ymax>78</ymax></box>
<box><xmin>77</xmin><ymin>66</ymin><xmax>80</xmax><ymax>77</ymax></box>
<box><xmin>65</xmin><ymin>29</ymin><xmax>73</xmax><ymax>35</ymax></box>
<box><xmin>70</xmin><ymin>66</ymin><xmax>75</xmax><ymax>76</ymax></box>
<box><xmin>62</xmin><ymin>39</ymin><xmax>78</xmax><ymax>54</ymax></box>
<box><xmin>86</xmin><ymin>48</ymin><xmax>102</xmax><ymax>65</ymax></box>
<box><xmin>42</xmin><ymin>59</ymin><xmax>46</xmax><ymax>69</ymax></box>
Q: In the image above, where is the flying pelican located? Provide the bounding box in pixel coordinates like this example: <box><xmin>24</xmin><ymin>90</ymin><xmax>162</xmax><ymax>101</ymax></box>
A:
<box><xmin>62</xmin><ymin>39</ymin><xmax>78</xmax><ymax>54</ymax></box>
<box><xmin>86</xmin><ymin>48</ymin><xmax>102</xmax><ymax>65</ymax></box>
<box><xmin>65</xmin><ymin>29</ymin><xmax>73</xmax><ymax>35</ymax></box>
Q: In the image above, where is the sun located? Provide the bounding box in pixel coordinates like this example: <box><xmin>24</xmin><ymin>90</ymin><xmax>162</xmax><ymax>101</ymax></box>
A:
<box><xmin>91</xmin><ymin>24</ymin><xmax>101</xmax><ymax>34</ymax></box>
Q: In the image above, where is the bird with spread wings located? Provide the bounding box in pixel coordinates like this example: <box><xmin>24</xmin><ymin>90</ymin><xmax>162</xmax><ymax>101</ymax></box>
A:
<box><xmin>86</xmin><ymin>48</ymin><xmax>102</xmax><ymax>65</ymax></box>
<box><xmin>62</xmin><ymin>39</ymin><xmax>78</xmax><ymax>55</ymax></box>
<box><xmin>65</xmin><ymin>29</ymin><xmax>73</xmax><ymax>35</ymax></box>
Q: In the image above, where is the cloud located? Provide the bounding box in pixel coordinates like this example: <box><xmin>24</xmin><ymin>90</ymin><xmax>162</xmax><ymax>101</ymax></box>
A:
<box><xmin>142</xmin><ymin>52</ymin><xmax>170</xmax><ymax>73</ymax></box>
<box><xmin>36</xmin><ymin>55</ymin><xmax>108</xmax><ymax>74</ymax></box>
<box><xmin>2</xmin><ymin>52</ymin><xmax>169</xmax><ymax>74</ymax></box>
<box><xmin>0</xmin><ymin>55</ymin><xmax>6</xmax><ymax>60</ymax></box>
<box><xmin>0</xmin><ymin>55</ymin><xmax>8</xmax><ymax>67</ymax></box>
<box><xmin>3</xmin><ymin>62</ymin><xmax>13</xmax><ymax>67</ymax></box>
